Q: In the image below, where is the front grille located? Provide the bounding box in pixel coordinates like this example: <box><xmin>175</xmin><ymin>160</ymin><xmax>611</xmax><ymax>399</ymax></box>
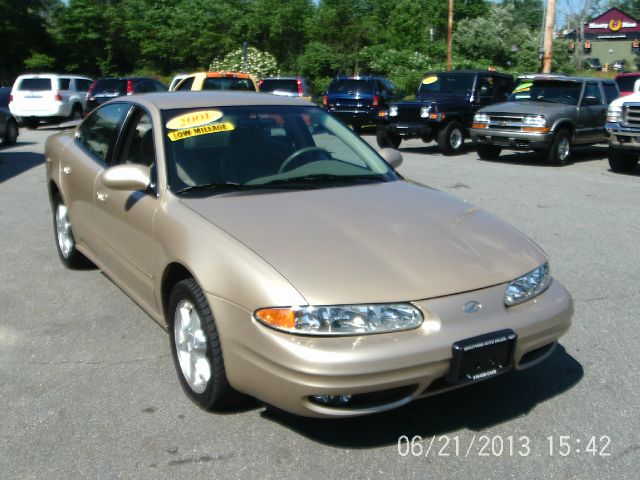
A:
<box><xmin>395</xmin><ymin>105</ymin><xmax>421</xmax><ymax>123</ymax></box>
<box><xmin>623</xmin><ymin>103</ymin><xmax>640</xmax><ymax>126</ymax></box>
<box><xmin>487</xmin><ymin>114</ymin><xmax>526</xmax><ymax>131</ymax></box>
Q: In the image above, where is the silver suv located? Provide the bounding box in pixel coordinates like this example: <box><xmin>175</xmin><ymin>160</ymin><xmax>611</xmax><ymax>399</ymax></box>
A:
<box><xmin>9</xmin><ymin>73</ymin><xmax>93</xmax><ymax>128</ymax></box>
<box><xmin>470</xmin><ymin>76</ymin><xmax>619</xmax><ymax>164</ymax></box>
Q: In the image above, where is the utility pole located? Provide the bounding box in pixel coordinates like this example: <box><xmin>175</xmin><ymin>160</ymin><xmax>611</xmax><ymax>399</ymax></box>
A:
<box><xmin>542</xmin><ymin>0</ymin><xmax>557</xmax><ymax>73</ymax></box>
<box><xmin>447</xmin><ymin>0</ymin><xmax>453</xmax><ymax>70</ymax></box>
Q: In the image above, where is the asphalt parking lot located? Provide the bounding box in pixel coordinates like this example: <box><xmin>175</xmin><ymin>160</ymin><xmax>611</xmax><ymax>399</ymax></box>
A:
<box><xmin>1</xmin><ymin>126</ymin><xmax>638</xmax><ymax>480</ymax></box>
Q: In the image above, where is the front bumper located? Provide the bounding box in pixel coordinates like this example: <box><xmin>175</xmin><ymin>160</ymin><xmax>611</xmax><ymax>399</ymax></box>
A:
<box><xmin>471</xmin><ymin>128</ymin><xmax>554</xmax><ymax>151</ymax></box>
<box><xmin>325</xmin><ymin>108</ymin><xmax>379</xmax><ymax>125</ymax></box>
<box><xmin>379</xmin><ymin>121</ymin><xmax>433</xmax><ymax>139</ymax></box>
<box><xmin>208</xmin><ymin>279</ymin><xmax>573</xmax><ymax>418</ymax></box>
<box><xmin>606</xmin><ymin>122</ymin><xmax>640</xmax><ymax>149</ymax></box>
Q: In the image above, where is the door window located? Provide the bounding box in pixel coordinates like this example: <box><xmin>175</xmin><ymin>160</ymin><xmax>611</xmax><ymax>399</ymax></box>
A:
<box><xmin>582</xmin><ymin>82</ymin><xmax>603</xmax><ymax>105</ymax></box>
<box><xmin>117</xmin><ymin>109</ymin><xmax>155</xmax><ymax>167</ymax></box>
<box><xmin>76</xmin><ymin>103</ymin><xmax>130</xmax><ymax>163</ymax></box>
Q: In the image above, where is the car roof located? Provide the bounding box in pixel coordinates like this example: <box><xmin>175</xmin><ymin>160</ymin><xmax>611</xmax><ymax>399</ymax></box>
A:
<box><xmin>16</xmin><ymin>73</ymin><xmax>92</xmax><ymax>80</ymax></box>
<box><xmin>187</xmin><ymin>71</ymin><xmax>255</xmax><ymax>79</ymax></box>
<box><xmin>126</xmin><ymin>91</ymin><xmax>315</xmax><ymax>110</ymax></box>
<box><xmin>424</xmin><ymin>70</ymin><xmax>512</xmax><ymax>78</ymax></box>
<box><xmin>528</xmin><ymin>76</ymin><xmax>612</xmax><ymax>83</ymax></box>
<box><xmin>615</xmin><ymin>72</ymin><xmax>640</xmax><ymax>78</ymax></box>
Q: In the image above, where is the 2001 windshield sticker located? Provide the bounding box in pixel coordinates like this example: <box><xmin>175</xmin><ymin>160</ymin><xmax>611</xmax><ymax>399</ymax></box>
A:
<box><xmin>167</xmin><ymin>122</ymin><xmax>235</xmax><ymax>141</ymax></box>
<box><xmin>166</xmin><ymin>110</ymin><xmax>224</xmax><ymax>130</ymax></box>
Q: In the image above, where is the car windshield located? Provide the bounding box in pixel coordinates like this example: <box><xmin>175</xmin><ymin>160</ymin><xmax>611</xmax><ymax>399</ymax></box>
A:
<box><xmin>418</xmin><ymin>74</ymin><xmax>475</xmax><ymax>98</ymax></box>
<box><xmin>162</xmin><ymin>106</ymin><xmax>397</xmax><ymax>195</ymax></box>
<box><xmin>616</xmin><ymin>76</ymin><xmax>640</xmax><ymax>92</ymax></box>
<box><xmin>260</xmin><ymin>79</ymin><xmax>299</xmax><ymax>94</ymax></box>
<box><xmin>202</xmin><ymin>77</ymin><xmax>255</xmax><ymax>91</ymax></box>
<box><xmin>508</xmin><ymin>80</ymin><xmax>582</xmax><ymax>105</ymax></box>
<box><xmin>328</xmin><ymin>80</ymin><xmax>374</xmax><ymax>95</ymax></box>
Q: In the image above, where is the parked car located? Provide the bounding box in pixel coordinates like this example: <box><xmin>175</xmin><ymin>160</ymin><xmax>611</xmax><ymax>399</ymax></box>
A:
<box><xmin>612</xmin><ymin>59</ymin><xmax>627</xmax><ymax>71</ymax></box>
<box><xmin>605</xmin><ymin>79</ymin><xmax>640</xmax><ymax>172</ymax></box>
<box><xmin>258</xmin><ymin>77</ymin><xmax>313</xmax><ymax>101</ymax></box>
<box><xmin>614</xmin><ymin>72</ymin><xmax>640</xmax><ymax>96</ymax></box>
<box><xmin>85</xmin><ymin>77</ymin><xmax>167</xmax><ymax>113</ymax></box>
<box><xmin>584</xmin><ymin>58</ymin><xmax>602</xmax><ymax>70</ymax></box>
<box><xmin>377</xmin><ymin>70</ymin><xmax>513</xmax><ymax>154</ymax></box>
<box><xmin>323</xmin><ymin>75</ymin><xmax>401</xmax><ymax>132</ymax></box>
<box><xmin>0</xmin><ymin>86</ymin><xmax>11</xmax><ymax>108</ymax></box>
<box><xmin>470</xmin><ymin>76</ymin><xmax>619</xmax><ymax>164</ymax></box>
<box><xmin>45</xmin><ymin>91</ymin><xmax>572</xmax><ymax>417</ymax></box>
<box><xmin>172</xmin><ymin>72</ymin><xmax>258</xmax><ymax>92</ymax></box>
<box><xmin>9</xmin><ymin>73</ymin><xmax>93</xmax><ymax>128</ymax></box>
<box><xmin>0</xmin><ymin>107</ymin><xmax>19</xmax><ymax>145</ymax></box>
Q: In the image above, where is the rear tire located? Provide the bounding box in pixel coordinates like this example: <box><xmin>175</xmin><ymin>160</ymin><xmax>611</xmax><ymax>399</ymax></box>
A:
<box><xmin>52</xmin><ymin>193</ymin><xmax>93</xmax><ymax>269</ymax></box>
<box><xmin>169</xmin><ymin>278</ymin><xmax>236</xmax><ymax>410</ymax></box>
<box><xmin>608</xmin><ymin>148</ymin><xmax>638</xmax><ymax>173</ymax></box>
<box><xmin>547</xmin><ymin>129</ymin><xmax>572</xmax><ymax>165</ymax></box>
<box><xmin>69</xmin><ymin>104</ymin><xmax>83</xmax><ymax>121</ymax></box>
<box><xmin>476</xmin><ymin>144</ymin><xmax>502</xmax><ymax>160</ymax></box>
<box><xmin>3</xmin><ymin>119</ymin><xmax>18</xmax><ymax>145</ymax></box>
<box><xmin>376</xmin><ymin>129</ymin><xmax>401</xmax><ymax>149</ymax></box>
<box><xmin>437</xmin><ymin>121</ymin><xmax>465</xmax><ymax>155</ymax></box>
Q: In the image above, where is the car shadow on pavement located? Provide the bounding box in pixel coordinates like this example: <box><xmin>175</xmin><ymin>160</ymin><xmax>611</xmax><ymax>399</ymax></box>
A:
<box><xmin>476</xmin><ymin>145</ymin><xmax>609</xmax><ymax>167</ymax></box>
<box><xmin>261</xmin><ymin>344</ymin><xmax>583</xmax><ymax>447</ymax></box>
<box><xmin>399</xmin><ymin>143</ymin><xmax>476</xmax><ymax>156</ymax></box>
<box><xmin>0</xmin><ymin>150</ymin><xmax>44</xmax><ymax>183</ymax></box>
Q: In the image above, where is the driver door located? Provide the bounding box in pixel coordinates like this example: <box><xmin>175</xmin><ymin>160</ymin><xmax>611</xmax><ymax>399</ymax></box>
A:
<box><xmin>92</xmin><ymin>107</ymin><xmax>159</xmax><ymax>313</ymax></box>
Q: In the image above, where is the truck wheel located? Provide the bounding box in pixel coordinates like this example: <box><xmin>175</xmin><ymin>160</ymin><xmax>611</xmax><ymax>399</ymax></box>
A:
<box><xmin>376</xmin><ymin>129</ymin><xmax>401</xmax><ymax>149</ymax></box>
<box><xmin>476</xmin><ymin>144</ymin><xmax>502</xmax><ymax>160</ymax></box>
<box><xmin>437</xmin><ymin>121</ymin><xmax>464</xmax><ymax>155</ymax></box>
<box><xmin>608</xmin><ymin>148</ymin><xmax>638</xmax><ymax>173</ymax></box>
<box><xmin>547</xmin><ymin>129</ymin><xmax>571</xmax><ymax>165</ymax></box>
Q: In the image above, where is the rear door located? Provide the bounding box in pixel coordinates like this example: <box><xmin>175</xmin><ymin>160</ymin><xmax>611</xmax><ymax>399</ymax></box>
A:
<box><xmin>61</xmin><ymin>102</ymin><xmax>130</xmax><ymax>255</ymax></box>
<box><xmin>577</xmin><ymin>81</ymin><xmax>607</xmax><ymax>143</ymax></box>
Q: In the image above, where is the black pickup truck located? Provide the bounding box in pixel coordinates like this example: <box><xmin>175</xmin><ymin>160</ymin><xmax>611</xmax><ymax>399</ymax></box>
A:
<box><xmin>377</xmin><ymin>70</ymin><xmax>514</xmax><ymax>154</ymax></box>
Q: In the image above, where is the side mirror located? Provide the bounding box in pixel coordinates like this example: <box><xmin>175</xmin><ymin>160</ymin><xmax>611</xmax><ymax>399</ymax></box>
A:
<box><xmin>100</xmin><ymin>164</ymin><xmax>151</xmax><ymax>191</ymax></box>
<box><xmin>379</xmin><ymin>148</ymin><xmax>403</xmax><ymax>169</ymax></box>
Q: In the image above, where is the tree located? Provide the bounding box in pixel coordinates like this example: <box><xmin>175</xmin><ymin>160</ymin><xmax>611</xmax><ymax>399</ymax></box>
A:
<box><xmin>209</xmin><ymin>47</ymin><xmax>279</xmax><ymax>78</ymax></box>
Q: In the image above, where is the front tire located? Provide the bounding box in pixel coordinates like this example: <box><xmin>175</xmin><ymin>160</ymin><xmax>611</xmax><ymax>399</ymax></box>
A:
<box><xmin>169</xmin><ymin>278</ymin><xmax>236</xmax><ymax>410</ymax></box>
<box><xmin>547</xmin><ymin>129</ymin><xmax>572</xmax><ymax>165</ymax></box>
<box><xmin>608</xmin><ymin>148</ymin><xmax>638</xmax><ymax>173</ymax></box>
<box><xmin>437</xmin><ymin>121</ymin><xmax>465</xmax><ymax>155</ymax></box>
<box><xmin>476</xmin><ymin>144</ymin><xmax>502</xmax><ymax>160</ymax></box>
<box><xmin>376</xmin><ymin>129</ymin><xmax>401</xmax><ymax>149</ymax></box>
<box><xmin>52</xmin><ymin>193</ymin><xmax>93</xmax><ymax>268</ymax></box>
<box><xmin>3</xmin><ymin>119</ymin><xmax>18</xmax><ymax>144</ymax></box>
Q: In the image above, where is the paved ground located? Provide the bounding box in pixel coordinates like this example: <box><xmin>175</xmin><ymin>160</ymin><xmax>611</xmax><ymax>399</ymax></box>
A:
<box><xmin>1</xmin><ymin>127</ymin><xmax>638</xmax><ymax>480</ymax></box>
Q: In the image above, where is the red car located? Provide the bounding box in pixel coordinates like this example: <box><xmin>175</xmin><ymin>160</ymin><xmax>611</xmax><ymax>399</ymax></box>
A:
<box><xmin>614</xmin><ymin>72</ymin><xmax>640</xmax><ymax>97</ymax></box>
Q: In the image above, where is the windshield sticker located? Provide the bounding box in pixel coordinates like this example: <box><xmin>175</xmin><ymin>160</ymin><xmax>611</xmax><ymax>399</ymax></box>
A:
<box><xmin>166</xmin><ymin>110</ymin><xmax>223</xmax><ymax>130</ymax></box>
<box><xmin>422</xmin><ymin>76</ymin><xmax>438</xmax><ymax>85</ymax></box>
<box><xmin>167</xmin><ymin>122</ymin><xmax>235</xmax><ymax>142</ymax></box>
<box><xmin>513</xmin><ymin>82</ymin><xmax>533</xmax><ymax>93</ymax></box>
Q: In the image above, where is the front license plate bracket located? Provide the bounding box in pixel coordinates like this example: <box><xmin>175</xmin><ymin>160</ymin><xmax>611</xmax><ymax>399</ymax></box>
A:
<box><xmin>446</xmin><ymin>329</ymin><xmax>516</xmax><ymax>384</ymax></box>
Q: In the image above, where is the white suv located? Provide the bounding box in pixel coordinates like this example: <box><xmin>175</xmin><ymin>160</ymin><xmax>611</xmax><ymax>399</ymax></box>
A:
<box><xmin>9</xmin><ymin>73</ymin><xmax>93</xmax><ymax>128</ymax></box>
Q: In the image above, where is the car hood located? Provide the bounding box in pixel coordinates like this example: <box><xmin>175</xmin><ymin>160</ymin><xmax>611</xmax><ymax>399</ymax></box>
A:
<box><xmin>181</xmin><ymin>181</ymin><xmax>546</xmax><ymax>305</ymax></box>
<box><xmin>480</xmin><ymin>100</ymin><xmax>577</xmax><ymax>116</ymax></box>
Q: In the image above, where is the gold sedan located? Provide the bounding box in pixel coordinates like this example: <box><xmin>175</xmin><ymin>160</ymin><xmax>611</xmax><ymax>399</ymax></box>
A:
<box><xmin>45</xmin><ymin>92</ymin><xmax>573</xmax><ymax>417</ymax></box>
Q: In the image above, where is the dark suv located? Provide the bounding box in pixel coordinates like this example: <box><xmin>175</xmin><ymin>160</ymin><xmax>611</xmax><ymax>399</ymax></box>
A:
<box><xmin>377</xmin><ymin>70</ymin><xmax>514</xmax><ymax>154</ymax></box>
<box><xmin>86</xmin><ymin>77</ymin><xmax>167</xmax><ymax>112</ymax></box>
<box><xmin>323</xmin><ymin>76</ymin><xmax>401</xmax><ymax>132</ymax></box>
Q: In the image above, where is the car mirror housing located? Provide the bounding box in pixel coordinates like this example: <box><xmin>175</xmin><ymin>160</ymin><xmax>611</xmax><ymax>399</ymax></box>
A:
<box><xmin>100</xmin><ymin>164</ymin><xmax>151</xmax><ymax>191</ymax></box>
<box><xmin>379</xmin><ymin>148</ymin><xmax>403</xmax><ymax>169</ymax></box>
<box><xmin>582</xmin><ymin>96</ymin><xmax>600</xmax><ymax>106</ymax></box>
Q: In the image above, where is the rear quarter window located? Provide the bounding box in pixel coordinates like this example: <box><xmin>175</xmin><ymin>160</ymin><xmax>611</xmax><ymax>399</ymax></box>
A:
<box><xmin>58</xmin><ymin>78</ymin><xmax>71</xmax><ymax>90</ymax></box>
<box><xmin>17</xmin><ymin>78</ymin><xmax>52</xmax><ymax>91</ymax></box>
<box><xmin>602</xmin><ymin>82</ymin><xmax>620</xmax><ymax>104</ymax></box>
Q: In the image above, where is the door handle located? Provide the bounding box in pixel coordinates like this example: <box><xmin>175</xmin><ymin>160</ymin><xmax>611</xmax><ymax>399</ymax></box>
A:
<box><xmin>62</xmin><ymin>165</ymin><xmax>71</xmax><ymax>175</ymax></box>
<box><xmin>96</xmin><ymin>191</ymin><xmax>108</xmax><ymax>202</ymax></box>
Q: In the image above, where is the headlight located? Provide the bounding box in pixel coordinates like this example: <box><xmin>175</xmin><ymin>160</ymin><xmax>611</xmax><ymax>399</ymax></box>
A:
<box><xmin>504</xmin><ymin>263</ymin><xmax>551</xmax><ymax>306</ymax></box>
<box><xmin>522</xmin><ymin>115</ymin><xmax>547</xmax><ymax>127</ymax></box>
<box><xmin>607</xmin><ymin>106</ymin><xmax>622</xmax><ymax>123</ymax></box>
<box><xmin>255</xmin><ymin>304</ymin><xmax>423</xmax><ymax>335</ymax></box>
<box><xmin>420</xmin><ymin>106</ymin><xmax>431</xmax><ymax>118</ymax></box>
<box><xmin>388</xmin><ymin>105</ymin><xmax>398</xmax><ymax>117</ymax></box>
<box><xmin>473</xmin><ymin>113</ymin><xmax>489</xmax><ymax>124</ymax></box>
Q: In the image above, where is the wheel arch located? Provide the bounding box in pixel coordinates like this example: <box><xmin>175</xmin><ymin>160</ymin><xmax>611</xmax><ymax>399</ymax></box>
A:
<box><xmin>551</xmin><ymin>119</ymin><xmax>575</xmax><ymax>137</ymax></box>
<box><xmin>160</xmin><ymin>262</ymin><xmax>200</xmax><ymax>323</ymax></box>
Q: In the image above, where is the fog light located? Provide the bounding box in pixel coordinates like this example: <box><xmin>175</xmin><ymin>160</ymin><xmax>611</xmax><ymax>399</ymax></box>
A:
<box><xmin>311</xmin><ymin>394</ymin><xmax>352</xmax><ymax>406</ymax></box>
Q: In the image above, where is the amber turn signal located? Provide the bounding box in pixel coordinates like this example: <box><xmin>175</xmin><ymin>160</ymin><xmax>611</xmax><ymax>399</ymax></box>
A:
<box><xmin>255</xmin><ymin>308</ymin><xmax>296</xmax><ymax>329</ymax></box>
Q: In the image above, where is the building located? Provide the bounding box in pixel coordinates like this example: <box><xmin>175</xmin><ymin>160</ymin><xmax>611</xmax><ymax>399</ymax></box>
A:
<box><xmin>565</xmin><ymin>8</ymin><xmax>640</xmax><ymax>70</ymax></box>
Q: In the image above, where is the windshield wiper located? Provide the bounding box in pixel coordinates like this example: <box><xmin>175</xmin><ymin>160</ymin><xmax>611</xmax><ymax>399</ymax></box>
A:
<box><xmin>258</xmin><ymin>174</ymin><xmax>388</xmax><ymax>187</ymax></box>
<box><xmin>174</xmin><ymin>182</ymin><xmax>253</xmax><ymax>195</ymax></box>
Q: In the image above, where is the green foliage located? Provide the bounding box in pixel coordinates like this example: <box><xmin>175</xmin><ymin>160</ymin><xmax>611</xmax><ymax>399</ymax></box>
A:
<box><xmin>24</xmin><ymin>52</ymin><xmax>56</xmax><ymax>70</ymax></box>
<box><xmin>209</xmin><ymin>47</ymin><xmax>279</xmax><ymax>78</ymax></box>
